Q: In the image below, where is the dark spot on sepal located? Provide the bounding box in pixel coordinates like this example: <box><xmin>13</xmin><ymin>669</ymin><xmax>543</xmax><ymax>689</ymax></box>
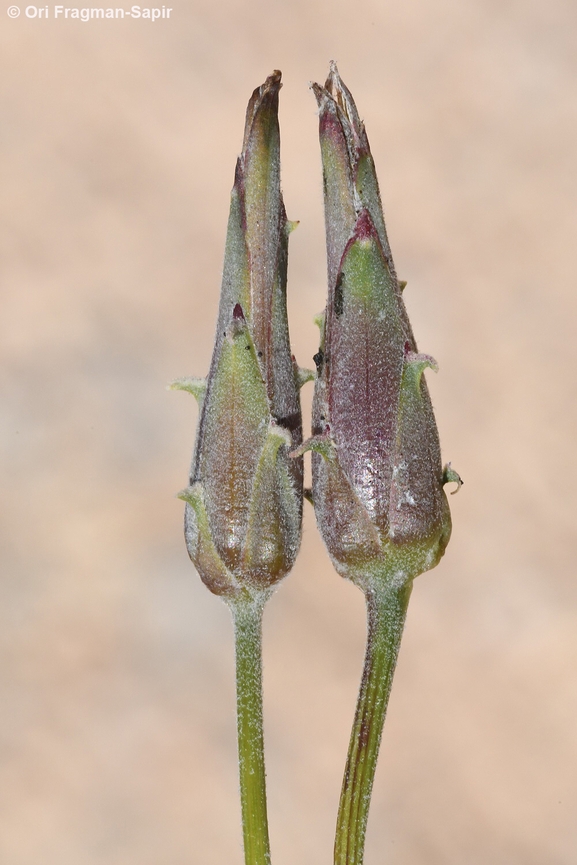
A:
<box><xmin>334</xmin><ymin>272</ymin><xmax>344</xmax><ymax>316</ymax></box>
<box><xmin>274</xmin><ymin>411</ymin><xmax>301</xmax><ymax>433</ymax></box>
<box><xmin>233</xmin><ymin>157</ymin><xmax>243</xmax><ymax>190</ymax></box>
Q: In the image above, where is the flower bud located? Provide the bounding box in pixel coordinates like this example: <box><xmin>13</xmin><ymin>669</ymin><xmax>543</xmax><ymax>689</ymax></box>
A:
<box><xmin>299</xmin><ymin>64</ymin><xmax>460</xmax><ymax>589</ymax></box>
<box><xmin>175</xmin><ymin>72</ymin><xmax>306</xmax><ymax>599</ymax></box>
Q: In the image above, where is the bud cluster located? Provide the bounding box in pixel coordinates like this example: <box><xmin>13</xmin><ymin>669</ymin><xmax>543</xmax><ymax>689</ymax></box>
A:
<box><xmin>173</xmin><ymin>64</ymin><xmax>461</xmax><ymax>865</ymax></box>
<box><xmin>294</xmin><ymin>63</ymin><xmax>460</xmax><ymax>590</ymax></box>
<box><xmin>174</xmin><ymin>71</ymin><xmax>308</xmax><ymax>600</ymax></box>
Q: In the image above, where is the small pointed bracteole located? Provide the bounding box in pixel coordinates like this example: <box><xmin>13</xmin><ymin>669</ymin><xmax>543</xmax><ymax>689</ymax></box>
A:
<box><xmin>404</xmin><ymin>350</ymin><xmax>439</xmax><ymax>384</ymax></box>
<box><xmin>266</xmin><ymin>421</ymin><xmax>293</xmax><ymax>448</ymax></box>
<box><xmin>286</xmin><ymin>220</ymin><xmax>300</xmax><ymax>235</ymax></box>
<box><xmin>398</xmin><ymin>280</ymin><xmax>407</xmax><ymax>292</ymax></box>
<box><xmin>176</xmin><ymin>485</ymin><xmax>197</xmax><ymax>504</ymax></box>
<box><xmin>313</xmin><ymin>311</ymin><xmax>326</xmax><ymax>331</ymax></box>
<box><xmin>290</xmin><ymin>432</ymin><xmax>335</xmax><ymax>461</ymax></box>
<box><xmin>295</xmin><ymin>366</ymin><xmax>315</xmax><ymax>388</ymax></box>
<box><xmin>442</xmin><ymin>463</ymin><xmax>463</xmax><ymax>494</ymax></box>
<box><xmin>168</xmin><ymin>377</ymin><xmax>207</xmax><ymax>405</ymax></box>
<box><xmin>303</xmin><ymin>488</ymin><xmax>314</xmax><ymax>505</ymax></box>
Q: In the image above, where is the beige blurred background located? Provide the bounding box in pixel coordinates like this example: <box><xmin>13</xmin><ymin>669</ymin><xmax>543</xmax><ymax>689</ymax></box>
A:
<box><xmin>1</xmin><ymin>1</ymin><xmax>576</xmax><ymax>862</ymax></box>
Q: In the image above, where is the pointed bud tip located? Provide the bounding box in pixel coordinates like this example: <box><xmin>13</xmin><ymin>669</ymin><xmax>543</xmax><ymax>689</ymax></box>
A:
<box><xmin>316</xmin><ymin>62</ymin><xmax>368</xmax><ymax>156</ymax></box>
<box><xmin>325</xmin><ymin>59</ymin><xmax>341</xmax><ymax>92</ymax></box>
<box><xmin>242</xmin><ymin>70</ymin><xmax>282</xmax><ymax>158</ymax></box>
<box><xmin>311</xmin><ymin>80</ymin><xmax>329</xmax><ymax>110</ymax></box>
<box><xmin>248</xmin><ymin>70</ymin><xmax>282</xmax><ymax>104</ymax></box>
<box><xmin>265</xmin><ymin>69</ymin><xmax>282</xmax><ymax>89</ymax></box>
<box><xmin>311</xmin><ymin>74</ymin><xmax>342</xmax><ymax>119</ymax></box>
<box><xmin>255</xmin><ymin>70</ymin><xmax>282</xmax><ymax>108</ymax></box>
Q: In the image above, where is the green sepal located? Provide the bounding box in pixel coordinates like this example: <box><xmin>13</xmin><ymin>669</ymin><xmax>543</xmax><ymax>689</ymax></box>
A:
<box><xmin>242</xmin><ymin>423</ymin><xmax>300</xmax><ymax>588</ymax></box>
<box><xmin>195</xmin><ymin>308</ymin><xmax>271</xmax><ymax>575</ymax></box>
<box><xmin>340</xmin><ymin>228</ymin><xmax>401</xmax><ymax>321</ymax></box>
<box><xmin>217</xmin><ymin>184</ymin><xmax>251</xmax><ymax>326</ymax></box>
<box><xmin>208</xmin><ymin>308</ymin><xmax>270</xmax><ymax>439</ymax></box>
<box><xmin>178</xmin><ymin>483</ymin><xmax>243</xmax><ymax>598</ymax></box>
<box><xmin>354</xmin><ymin>151</ymin><xmax>390</xmax><ymax>257</ymax></box>
<box><xmin>295</xmin><ymin>433</ymin><xmax>382</xmax><ymax>575</ymax></box>
<box><xmin>386</xmin><ymin>348</ymin><xmax>450</xmax><ymax>571</ymax></box>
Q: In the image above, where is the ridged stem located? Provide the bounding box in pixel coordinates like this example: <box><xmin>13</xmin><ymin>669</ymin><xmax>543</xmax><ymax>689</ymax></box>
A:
<box><xmin>334</xmin><ymin>579</ymin><xmax>413</xmax><ymax>865</ymax></box>
<box><xmin>230</xmin><ymin>595</ymin><xmax>272</xmax><ymax>865</ymax></box>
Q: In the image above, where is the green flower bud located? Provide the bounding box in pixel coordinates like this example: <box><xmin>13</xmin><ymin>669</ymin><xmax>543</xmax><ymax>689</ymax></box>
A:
<box><xmin>299</xmin><ymin>64</ymin><xmax>461</xmax><ymax>590</ymax></box>
<box><xmin>176</xmin><ymin>72</ymin><xmax>305</xmax><ymax>599</ymax></box>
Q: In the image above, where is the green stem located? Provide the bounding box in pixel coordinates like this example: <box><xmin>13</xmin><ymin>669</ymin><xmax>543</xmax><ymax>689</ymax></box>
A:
<box><xmin>334</xmin><ymin>579</ymin><xmax>413</xmax><ymax>865</ymax></box>
<box><xmin>230</xmin><ymin>595</ymin><xmax>272</xmax><ymax>865</ymax></box>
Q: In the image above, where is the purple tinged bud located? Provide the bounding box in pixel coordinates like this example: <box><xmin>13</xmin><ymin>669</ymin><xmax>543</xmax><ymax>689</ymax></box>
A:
<box><xmin>307</xmin><ymin>64</ymin><xmax>459</xmax><ymax>588</ymax></box>
<box><xmin>180</xmin><ymin>72</ymin><xmax>303</xmax><ymax>599</ymax></box>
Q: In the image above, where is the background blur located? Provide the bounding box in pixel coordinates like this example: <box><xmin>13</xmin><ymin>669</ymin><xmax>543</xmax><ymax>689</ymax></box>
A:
<box><xmin>2</xmin><ymin>1</ymin><xmax>576</xmax><ymax>862</ymax></box>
